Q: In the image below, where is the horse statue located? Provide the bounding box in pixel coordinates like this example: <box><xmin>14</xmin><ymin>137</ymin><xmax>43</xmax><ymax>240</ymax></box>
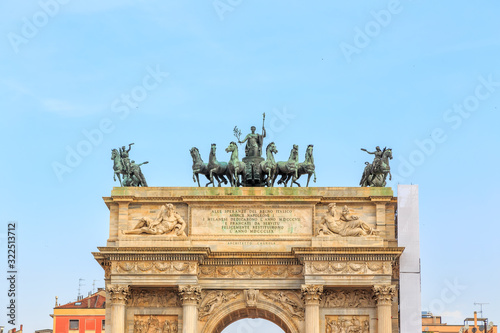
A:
<box><xmin>111</xmin><ymin>148</ymin><xmax>126</xmax><ymax>186</ymax></box>
<box><xmin>190</xmin><ymin>147</ymin><xmax>224</xmax><ymax>187</ymax></box>
<box><xmin>225</xmin><ymin>141</ymin><xmax>246</xmax><ymax>187</ymax></box>
<box><xmin>207</xmin><ymin>144</ymin><xmax>229</xmax><ymax>187</ymax></box>
<box><xmin>360</xmin><ymin>148</ymin><xmax>393</xmax><ymax>187</ymax></box>
<box><xmin>274</xmin><ymin>144</ymin><xmax>299</xmax><ymax>187</ymax></box>
<box><xmin>293</xmin><ymin>144</ymin><xmax>316</xmax><ymax>187</ymax></box>
<box><xmin>258</xmin><ymin>142</ymin><xmax>278</xmax><ymax>187</ymax></box>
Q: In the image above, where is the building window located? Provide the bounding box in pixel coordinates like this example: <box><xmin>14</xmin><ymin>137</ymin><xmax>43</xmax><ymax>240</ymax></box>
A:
<box><xmin>69</xmin><ymin>320</ymin><xmax>79</xmax><ymax>330</ymax></box>
<box><xmin>102</xmin><ymin>320</ymin><xmax>105</xmax><ymax>330</ymax></box>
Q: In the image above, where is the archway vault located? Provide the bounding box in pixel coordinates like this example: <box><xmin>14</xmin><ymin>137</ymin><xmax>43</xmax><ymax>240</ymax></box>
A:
<box><xmin>202</xmin><ymin>300</ymin><xmax>299</xmax><ymax>333</ymax></box>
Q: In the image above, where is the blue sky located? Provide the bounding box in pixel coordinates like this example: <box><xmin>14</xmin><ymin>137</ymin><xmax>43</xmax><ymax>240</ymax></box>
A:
<box><xmin>1</xmin><ymin>0</ymin><xmax>499</xmax><ymax>331</ymax></box>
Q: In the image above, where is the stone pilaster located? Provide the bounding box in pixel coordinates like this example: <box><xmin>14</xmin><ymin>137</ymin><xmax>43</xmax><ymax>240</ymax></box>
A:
<box><xmin>179</xmin><ymin>285</ymin><xmax>201</xmax><ymax>333</ymax></box>
<box><xmin>373</xmin><ymin>284</ymin><xmax>396</xmax><ymax>333</ymax></box>
<box><xmin>107</xmin><ymin>284</ymin><xmax>130</xmax><ymax>333</ymax></box>
<box><xmin>301</xmin><ymin>284</ymin><xmax>323</xmax><ymax>333</ymax></box>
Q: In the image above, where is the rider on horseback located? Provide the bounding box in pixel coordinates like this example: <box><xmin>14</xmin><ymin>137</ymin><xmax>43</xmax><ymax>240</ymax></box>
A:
<box><xmin>120</xmin><ymin>143</ymin><xmax>134</xmax><ymax>174</ymax></box>
<box><xmin>361</xmin><ymin>146</ymin><xmax>383</xmax><ymax>173</ymax></box>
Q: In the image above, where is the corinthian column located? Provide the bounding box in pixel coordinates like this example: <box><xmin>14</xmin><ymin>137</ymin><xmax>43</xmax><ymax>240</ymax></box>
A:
<box><xmin>372</xmin><ymin>285</ymin><xmax>396</xmax><ymax>333</ymax></box>
<box><xmin>179</xmin><ymin>285</ymin><xmax>201</xmax><ymax>333</ymax></box>
<box><xmin>301</xmin><ymin>284</ymin><xmax>323</xmax><ymax>333</ymax></box>
<box><xmin>107</xmin><ymin>284</ymin><xmax>130</xmax><ymax>333</ymax></box>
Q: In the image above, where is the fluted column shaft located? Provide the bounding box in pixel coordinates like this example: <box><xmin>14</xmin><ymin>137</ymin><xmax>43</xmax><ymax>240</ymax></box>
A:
<box><xmin>107</xmin><ymin>285</ymin><xmax>130</xmax><ymax>333</ymax></box>
<box><xmin>301</xmin><ymin>284</ymin><xmax>323</xmax><ymax>333</ymax></box>
<box><xmin>179</xmin><ymin>285</ymin><xmax>201</xmax><ymax>333</ymax></box>
<box><xmin>373</xmin><ymin>285</ymin><xmax>396</xmax><ymax>333</ymax></box>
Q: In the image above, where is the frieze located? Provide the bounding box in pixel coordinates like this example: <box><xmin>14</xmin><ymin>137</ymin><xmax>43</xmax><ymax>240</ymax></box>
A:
<box><xmin>325</xmin><ymin>315</ymin><xmax>369</xmax><ymax>333</ymax></box>
<box><xmin>133</xmin><ymin>315</ymin><xmax>178</xmax><ymax>333</ymax></box>
<box><xmin>198</xmin><ymin>290</ymin><xmax>242</xmax><ymax>320</ymax></box>
<box><xmin>261</xmin><ymin>290</ymin><xmax>304</xmax><ymax>321</ymax></box>
<box><xmin>321</xmin><ymin>289</ymin><xmax>375</xmax><ymax>308</ymax></box>
<box><xmin>113</xmin><ymin>261</ymin><xmax>197</xmax><ymax>275</ymax></box>
<box><xmin>198</xmin><ymin>265</ymin><xmax>303</xmax><ymax>279</ymax></box>
<box><xmin>127</xmin><ymin>288</ymin><xmax>180</xmax><ymax>307</ymax></box>
<box><xmin>304</xmin><ymin>261</ymin><xmax>390</xmax><ymax>275</ymax></box>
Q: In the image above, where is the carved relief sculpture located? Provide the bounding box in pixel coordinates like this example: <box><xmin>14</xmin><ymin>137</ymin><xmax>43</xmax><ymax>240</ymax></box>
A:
<box><xmin>321</xmin><ymin>289</ymin><xmax>375</xmax><ymax>308</ymax></box>
<box><xmin>244</xmin><ymin>289</ymin><xmax>259</xmax><ymax>307</ymax></box>
<box><xmin>198</xmin><ymin>290</ymin><xmax>241</xmax><ymax>319</ymax></box>
<box><xmin>325</xmin><ymin>315</ymin><xmax>369</xmax><ymax>333</ymax></box>
<box><xmin>128</xmin><ymin>288</ymin><xmax>180</xmax><ymax>307</ymax></box>
<box><xmin>262</xmin><ymin>290</ymin><xmax>304</xmax><ymax>320</ymax></box>
<box><xmin>317</xmin><ymin>203</ymin><xmax>376</xmax><ymax>237</ymax></box>
<box><xmin>133</xmin><ymin>315</ymin><xmax>178</xmax><ymax>333</ymax></box>
<box><xmin>123</xmin><ymin>204</ymin><xmax>186</xmax><ymax>236</ymax></box>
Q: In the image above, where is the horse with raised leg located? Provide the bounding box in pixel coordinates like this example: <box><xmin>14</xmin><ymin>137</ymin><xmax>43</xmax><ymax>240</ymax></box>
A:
<box><xmin>225</xmin><ymin>141</ymin><xmax>246</xmax><ymax>187</ymax></box>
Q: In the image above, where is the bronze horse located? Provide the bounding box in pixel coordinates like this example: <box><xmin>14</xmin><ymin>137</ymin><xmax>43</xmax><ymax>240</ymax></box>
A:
<box><xmin>225</xmin><ymin>141</ymin><xmax>246</xmax><ymax>187</ymax></box>
<box><xmin>360</xmin><ymin>148</ymin><xmax>392</xmax><ymax>187</ymax></box>
<box><xmin>274</xmin><ymin>144</ymin><xmax>299</xmax><ymax>187</ymax></box>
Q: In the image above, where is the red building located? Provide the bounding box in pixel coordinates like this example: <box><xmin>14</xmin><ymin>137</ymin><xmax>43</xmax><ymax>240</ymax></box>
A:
<box><xmin>51</xmin><ymin>290</ymin><xmax>105</xmax><ymax>333</ymax></box>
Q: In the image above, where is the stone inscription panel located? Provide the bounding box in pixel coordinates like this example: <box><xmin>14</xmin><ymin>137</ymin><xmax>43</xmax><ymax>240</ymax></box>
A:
<box><xmin>190</xmin><ymin>204</ymin><xmax>313</xmax><ymax>235</ymax></box>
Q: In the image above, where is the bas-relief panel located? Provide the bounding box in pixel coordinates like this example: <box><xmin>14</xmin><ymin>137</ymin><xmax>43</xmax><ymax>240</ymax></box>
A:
<box><xmin>325</xmin><ymin>315</ymin><xmax>370</xmax><ymax>333</ymax></box>
<box><xmin>133</xmin><ymin>315</ymin><xmax>178</xmax><ymax>333</ymax></box>
<box><xmin>127</xmin><ymin>288</ymin><xmax>180</xmax><ymax>307</ymax></box>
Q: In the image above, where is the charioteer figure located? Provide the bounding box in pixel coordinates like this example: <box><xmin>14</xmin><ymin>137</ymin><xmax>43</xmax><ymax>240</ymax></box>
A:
<box><xmin>238</xmin><ymin>125</ymin><xmax>266</xmax><ymax>157</ymax></box>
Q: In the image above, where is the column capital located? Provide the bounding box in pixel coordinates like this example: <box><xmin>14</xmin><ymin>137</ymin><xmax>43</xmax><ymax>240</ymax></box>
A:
<box><xmin>179</xmin><ymin>285</ymin><xmax>201</xmax><ymax>305</ymax></box>
<box><xmin>372</xmin><ymin>284</ymin><xmax>396</xmax><ymax>306</ymax></box>
<box><xmin>301</xmin><ymin>284</ymin><xmax>323</xmax><ymax>305</ymax></box>
<box><xmin>107</xmin><ymin>284</ymin><xmax>130</xmax><ymax>305</ymax></box>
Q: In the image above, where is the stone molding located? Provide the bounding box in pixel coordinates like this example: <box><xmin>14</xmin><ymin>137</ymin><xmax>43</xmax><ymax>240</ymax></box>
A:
<box><xmin>321</xmin><ymin>289</ymin><xmax>375</xmax><ymax>308</ymax></box>
<box><xmin>301</xmin><ymin>284</ymin><xmax>323</xmax><ymax>305</ymax></box>
<box><xmin>178</xmin><ymin>285</ymin><xmax>202</xmax><ymax>305</ymax></box>
<box><xmin>113</xmin><ymin>261</ymin><xmax>197</xmax><ymax>275</ymax></box>
<box><xmin>372</xmin><ymin>285</ymin><xmax>396</xmax><ymax>306</ymax></box>
<box><xmin>107</xmin><ymin>284</ymin><xmax>130</xmax><ymax>305</ymax></box>
<box><xmin>199</xmin><ymin>265</ymin><xmax>303</xmax><ymax>279</ymax></box>
<box><xmin>304</xmin><ymin>261</ymin><xmax>391</xmax><ymax>275</ymax></box>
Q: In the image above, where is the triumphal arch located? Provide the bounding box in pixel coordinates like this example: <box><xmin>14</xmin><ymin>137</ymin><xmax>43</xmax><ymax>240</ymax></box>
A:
<box><xmin>93</xmin><ymin>185</ymin><xmax>403</xmax><ymax>333</ymax></box>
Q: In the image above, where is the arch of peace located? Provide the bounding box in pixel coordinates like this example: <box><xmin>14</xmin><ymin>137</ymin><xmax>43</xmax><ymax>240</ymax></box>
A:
<box><xmin>93</xmin><ymin>185</ymin><xmax>419</xmax><ymax>333</ymax></box>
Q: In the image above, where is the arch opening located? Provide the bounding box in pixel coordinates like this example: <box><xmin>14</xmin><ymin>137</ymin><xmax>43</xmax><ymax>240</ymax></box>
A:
<box><xmin>221</xmin><ymin>319</ymin><xmax>284</xmax><ymax>333</ymax></box>
<box><xmin>212</xmin><ymin>308</ymin><xmax>292</xmax><ymax>333</ymax></box>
